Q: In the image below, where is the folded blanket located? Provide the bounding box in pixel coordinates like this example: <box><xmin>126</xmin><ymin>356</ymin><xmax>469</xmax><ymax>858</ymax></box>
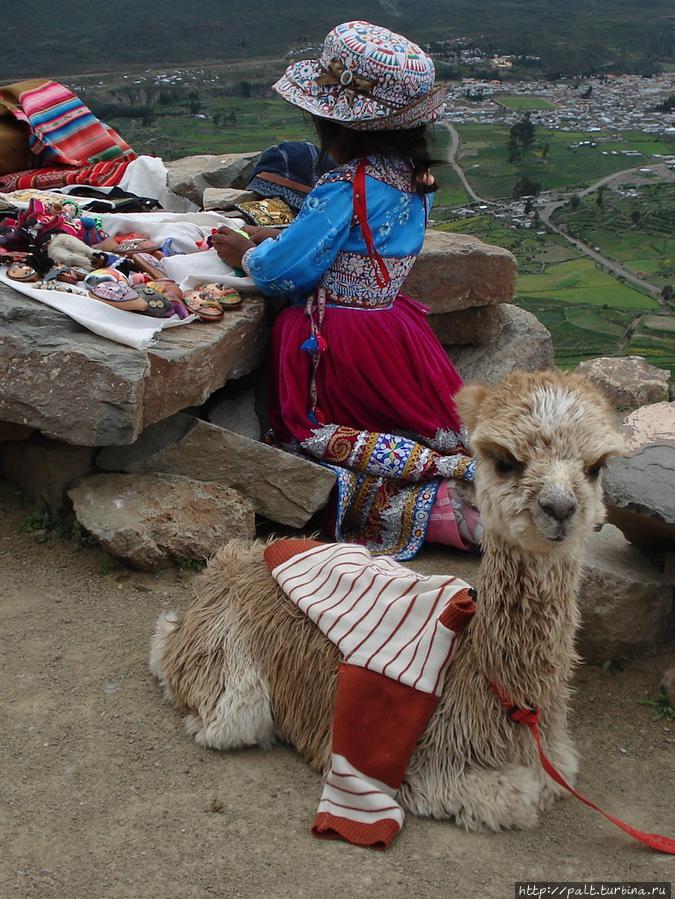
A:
<box><xmin>264</xmin><ymin>539</ymin><xmax>476</xmax><ymax>849</ymax></box>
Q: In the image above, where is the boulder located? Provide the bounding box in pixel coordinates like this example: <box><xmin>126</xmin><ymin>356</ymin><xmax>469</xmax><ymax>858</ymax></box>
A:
<box><xmin>202</xmin><ymin>188</ymin><xmax>258</xmax><ymax>211</ymax></box>
<box><xmin>69</xmin><ymin>473</ymin><xmax>255</xmax><ymax>570</ymax></box>
<box><xmin>0</xmin><ymin>286</ymin><xmax>267</xmax><ymax>446</ymax></box>
<box><xmin>429</xmin><ymin>304</ymin><xmax>506</xmax><ymax>347</ymax></box>
<box><xmin>577</xmin><ymin>525</ymin><xmax>675</xmax><ymax>661</ymax></box>
<box><xmin>449</xmin><ymin>305</ymin><xmax>553</xmax><ymax>383</ymax></box>
<box><xmin>619</xmin><ymin>401</ymin><xmax>675</xmax><ymax>453</ymax></box>
<box><xmin>165</xmin><ymin>153</ymin><xmax>260</xmax><ymax>206</ymax></box>
<box><xmin>0</xmin><ymin>421</ymin><xmax>32</xmax><ymax>443</ymax></box>
<box><xmin>576</xmin><ymin>356</ymin><xmax>670</xmax><ymax>412</ymax></box>
<box><xmin>207</xmin><ymin>386</ymin><xmax>260</xmax><ymax>441</ymax></box>
<box><xmin>605</xmin><ymin>444</ymin><xmax>675</xmax><ymax>549</ymax></box>
<box><xmin>96</xmin><ymin>413</ymin><xmax>336</xmax><ymax>528</ymax></box>
<box><xmin>403</xmin><ymin>231</ymin><xmax>517</xmax><ymax>314</ymax></box>
<box><xmin>0</xmin><ymin>436</ymin><xmax>95</xmax><ymax>509</ymax></box>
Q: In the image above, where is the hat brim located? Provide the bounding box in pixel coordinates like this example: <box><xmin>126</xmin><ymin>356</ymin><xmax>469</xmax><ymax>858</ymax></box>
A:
<box><xmin>274</xmin><ymin>60</ymin><xmax>446</xmax><ymax>131</ymax></box>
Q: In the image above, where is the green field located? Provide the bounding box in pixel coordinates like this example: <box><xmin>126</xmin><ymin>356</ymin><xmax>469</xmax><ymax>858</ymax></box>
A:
<box><xmin>518</xmin><ymin>258</ymin><xmax>659</xmax><ymax>310</ymax></box>
<box><xmin>552</xmin><ymin>183</ymin><xmax>675</xmax><ymax>288</ymax></box>
<box><xmin>434</xmin><ymin>212</ymin><xmax>672</xmax><ymax>371</ymax></box>
<box><xmin>498</xmin><ymin>96</ymin><xmax>556</xmax><ymax>110</ymax></box>
<box><xmin>106</xmin><ymin>97</ymin><xmax>311</xmax><ymax>160</ymax></box>
<box><xmin>456</xmin><ymin>124</ymin><xmax>675</xmax><ymax>200</ymax></box>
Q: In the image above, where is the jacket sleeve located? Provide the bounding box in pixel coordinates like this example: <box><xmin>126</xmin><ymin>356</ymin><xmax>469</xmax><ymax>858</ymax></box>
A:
<box><xmin>241</xmin><ymin>179</ymin><xmax>354</xmax><ymax>298</ymax></box>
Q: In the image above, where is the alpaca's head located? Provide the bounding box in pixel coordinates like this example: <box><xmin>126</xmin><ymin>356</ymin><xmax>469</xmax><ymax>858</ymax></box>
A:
<box><xmin>456</xmin><ymin>370</ymin><xmax>624</xmax><ymax>554</ymax></box>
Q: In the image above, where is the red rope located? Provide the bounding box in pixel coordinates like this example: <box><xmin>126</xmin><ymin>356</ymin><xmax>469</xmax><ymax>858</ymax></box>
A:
<box><xmin>353</xmin><ymin>161</ymin><xmax>391</xmax><ymax>290</ymax></box>
<box><xmin>490</xmin><ymin>682</ymin><xmax>675</xmax><ymax>855</ymax></box>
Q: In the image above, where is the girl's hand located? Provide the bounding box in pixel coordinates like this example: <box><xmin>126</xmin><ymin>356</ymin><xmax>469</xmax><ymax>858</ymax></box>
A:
<box><xmin>242</xmin><ymin>225</ymin><xmax>282</xmax><ymax>244</ymax></box>
<box><xmin>211</xmin><ymin>228</ymin><xmax>255</xmax><ymax>268</ymax></box>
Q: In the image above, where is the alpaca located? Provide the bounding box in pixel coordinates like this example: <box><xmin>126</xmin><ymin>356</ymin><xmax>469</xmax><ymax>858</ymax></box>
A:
<box><xmin>150</xmin><ymin>370</ymin><xmax>624</xmax><ymax>832</ymax></box>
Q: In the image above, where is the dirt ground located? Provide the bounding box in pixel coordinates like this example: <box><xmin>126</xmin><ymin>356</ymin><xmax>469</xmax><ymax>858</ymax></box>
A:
<box><xmin>1</xmin><ymin>479</ymin><xmax>673</xmax><ymax>899</ymax></box>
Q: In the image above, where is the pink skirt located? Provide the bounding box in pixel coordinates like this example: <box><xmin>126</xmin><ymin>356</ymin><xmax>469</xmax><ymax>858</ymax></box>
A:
<box><xmin>268</xmin><ymin>294</ymin><xmax>464</xmax><ymax>446</ymax></box>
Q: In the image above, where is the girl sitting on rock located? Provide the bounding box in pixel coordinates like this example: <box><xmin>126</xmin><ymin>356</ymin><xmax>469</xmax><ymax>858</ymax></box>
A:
<box><xmin>213</xmin><ymin>20</ymin><xmax>481</xmax><ymax>559</ymax></box>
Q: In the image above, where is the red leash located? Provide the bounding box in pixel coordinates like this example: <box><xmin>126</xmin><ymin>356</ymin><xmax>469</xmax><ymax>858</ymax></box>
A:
<box><xmin>490</xmin><ymin>682</ymin><xmax>675</xmax><ymax>854</ymax></box>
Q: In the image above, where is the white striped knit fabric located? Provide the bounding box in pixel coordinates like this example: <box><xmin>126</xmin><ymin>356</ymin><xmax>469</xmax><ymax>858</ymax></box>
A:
<box><xmin>317</xmin><ymin>753</ymin><xmax>404</xmax><ymax>833</ymax></box>
<box><xmin>271</xmin><ymin>542</ymin><xmax>470</xmax><ymax>696</ymax></box>
<box><xmin>270</xmin><ymin>541</ymin><xmax>474</xmax><ymax>848</ymax></box>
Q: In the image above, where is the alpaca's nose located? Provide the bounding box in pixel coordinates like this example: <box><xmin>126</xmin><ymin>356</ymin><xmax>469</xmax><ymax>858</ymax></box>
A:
<box><xmin>538</xmin><ymin>488</ymin><xmax>577</xmax><ymax>523</ymax></box>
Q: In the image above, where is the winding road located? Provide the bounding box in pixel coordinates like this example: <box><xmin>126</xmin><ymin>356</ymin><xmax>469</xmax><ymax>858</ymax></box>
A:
<box><xmin>444</xmin><ymin>123</ymin><xmax>671</xmax><ymax>306</ymax></box>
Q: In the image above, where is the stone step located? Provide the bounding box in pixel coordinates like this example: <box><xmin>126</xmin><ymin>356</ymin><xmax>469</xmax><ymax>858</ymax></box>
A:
<box><xmin>96</xmin><ymin>413</ymin><xmax>336</xmax><ymax>528</ymax></box>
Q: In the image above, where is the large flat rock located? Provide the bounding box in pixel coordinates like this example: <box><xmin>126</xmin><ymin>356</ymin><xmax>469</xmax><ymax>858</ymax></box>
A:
<box><xmin>0</xmin><ymin>285</ymin><xmax>267</xmax><ymax>446</ymax></box>
<box><xmin>403</xmin><ymin>231</ymin><xmax>517</xmax><ymax>313</ymax></box>
<box><xmin>576</xmin><ymin>356</ymin><xmax>670</xmax><ymax>412</ymax></box>
<box><xmin>605</xmin><ymin>444</ymin><xmax>675</xmax><ymax>549</ymax></box>
<box><xmin>96</xmin><ymin>413</ymin><xmax>336</xmax><ymax>528</ymax></box>
<box><xmin>449</xmin><ymin>305</ymin><xmax>553</xmax><ymax>383</ymax></box>
<box><xmin>69</xmin><ymin>473</ymin><xmax>255</xmax><ymax>570</ymax></box>
<box><xmin>165</xmin><ymin>153</ymin><xmax>260</xmax><ymax>206</ymax></box>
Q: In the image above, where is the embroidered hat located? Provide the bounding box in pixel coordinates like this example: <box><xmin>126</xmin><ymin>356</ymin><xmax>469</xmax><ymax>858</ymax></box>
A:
<box><xmin>274</xmin><ymin>21</ymin><xmax>445</xmax><ymax>131</ymax></box>
<box><xmin>247</xmin><ymin>141</ymin><xmax>335</xmax><ymax>210</ymax></box>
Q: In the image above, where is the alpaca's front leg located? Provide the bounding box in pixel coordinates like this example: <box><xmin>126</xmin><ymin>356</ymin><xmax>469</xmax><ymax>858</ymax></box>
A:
<box><xmin>400</xmin><ymin>761</ymin><xmax>542</xmax><ymax>831</ymax></box>
<box><xmin>536</xmin><ymin>719</ymin><xmax>579</xmax><ymax>809</ymax></box>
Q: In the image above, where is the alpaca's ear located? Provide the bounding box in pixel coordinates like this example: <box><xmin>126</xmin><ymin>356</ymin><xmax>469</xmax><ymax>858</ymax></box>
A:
<box><xmin>455</xmin><ymin>383</ymin><xmax>490</xmax><ymax>432</ymax></box>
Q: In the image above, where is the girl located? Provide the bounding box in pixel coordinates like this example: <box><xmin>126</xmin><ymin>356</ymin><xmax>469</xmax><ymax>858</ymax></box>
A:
<box><xmin>213</xmin><ymin>20</ymin><xmax>481</xmax><ymax>559</ymax></box>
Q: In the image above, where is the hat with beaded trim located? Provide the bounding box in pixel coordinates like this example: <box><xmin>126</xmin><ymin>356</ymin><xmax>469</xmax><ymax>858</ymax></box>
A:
<box><xmin>274</xmin><ymin>21</ymin><xmax>445</xmax><ymax>131</ymax></box>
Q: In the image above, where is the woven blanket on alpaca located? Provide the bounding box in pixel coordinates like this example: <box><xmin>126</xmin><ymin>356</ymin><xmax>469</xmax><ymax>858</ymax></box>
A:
<box><xmin>264</xmin><ymin>538</ymin><xmax>476</xmax><ymax>849</ymax></box>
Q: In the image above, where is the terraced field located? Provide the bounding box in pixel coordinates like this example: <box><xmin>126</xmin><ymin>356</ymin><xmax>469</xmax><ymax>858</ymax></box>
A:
<box><xmin>553</xmin><ymin>183</ymin><xmax>675</xmax><ymax>288</ymax></box>
<box><xmin>456</xmin><ymin>124</ymin><xmax>675</xmax><ymax>200</ymax></box>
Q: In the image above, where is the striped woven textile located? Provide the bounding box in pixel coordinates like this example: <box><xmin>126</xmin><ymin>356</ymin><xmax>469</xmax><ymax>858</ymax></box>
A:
<box><xmin>0</xmin><ymin>159</ymin><xmax>130</xmax><ymax>192</ymax></box>
<box><xmin>15</xmin><ymin>81</ymin><xmax>135</xmax><ymax>167</ymax></box>
<box><xmin>264</xmin><ymin>539</ymin><xmax>476</xmax><ymax>849</ymax></box>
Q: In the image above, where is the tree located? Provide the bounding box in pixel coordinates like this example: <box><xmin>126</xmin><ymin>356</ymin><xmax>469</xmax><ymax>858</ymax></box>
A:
<box><xmin>512</xmin><ymin>176</ymin><xmax>541</xmax><ymax>200</ymax></box>
<box><xmin>507</xmin><ymin>113</ymin><xmax>536</xmax><ymax>161</ymax></box>
<box><xmin>541</xmin><ymin>142</ymin><xmax>550</xmax><ymax>159</ymax></box>
<box><xmin>596</xmin><ymin>185</ymin><xmax>606</xmax><ymax>207</ymax></box>
<box><xmin>661</xmin><ymin>284</ymin><xmax>674</xmax><ymax>303</ymax></box>
<box><xmin>570</xmin><ymin>194</ymin><xmax>581</xmax><ymax>210</ymax></box>
<box><xmin>630</xmin><ymin>210</ymin><xmax>641</xmax><ymax>226</ymax></box>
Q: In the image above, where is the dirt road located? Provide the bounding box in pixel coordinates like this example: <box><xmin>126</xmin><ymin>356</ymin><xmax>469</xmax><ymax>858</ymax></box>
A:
<box><xmin>1</xmin><ymin>480</ymin><xmax>673</xmax><ymax>899</ymax></box>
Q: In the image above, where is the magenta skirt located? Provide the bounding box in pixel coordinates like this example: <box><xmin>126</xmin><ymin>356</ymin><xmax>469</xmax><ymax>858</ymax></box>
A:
<box><xmin>268</xmin><ymin>294</ymin><xmax>464</xmax><ymax>446</ymax></box>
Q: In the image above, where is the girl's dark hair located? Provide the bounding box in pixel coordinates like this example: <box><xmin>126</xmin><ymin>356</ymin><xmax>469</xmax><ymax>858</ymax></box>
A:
<box><xmin>312</xmin><ymin>116</ymin><xmax>439</xmax><ymax>194</ymax></box>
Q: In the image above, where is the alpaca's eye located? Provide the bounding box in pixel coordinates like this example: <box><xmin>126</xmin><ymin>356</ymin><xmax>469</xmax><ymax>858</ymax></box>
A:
<box><xmin>493</xmin><ymin>454</ymin><xmax>524</xmax><ymax>477</ymax></box>
<box><xmin>585</xmin><ymin>462</ymin><xmax>604</xmax><ymax>481</ymax></box>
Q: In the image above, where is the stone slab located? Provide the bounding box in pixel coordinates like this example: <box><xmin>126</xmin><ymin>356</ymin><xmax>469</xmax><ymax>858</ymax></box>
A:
<box><xmin>620</xmin><ymin>401</ymin><xmax>675</xmax><ymax>453</ymax></box>
<box><xmin>449</xmin><ymin>305</ymin><xmax>553</xmax><ymax>383</ymax></box>
<box><xmin>203</xmin><ymin>188</ymin><xmax>258</xmax><ymax>211</ymax></box>
<box><xmin>96</xmin><ymin>413</ymin><xmax>336</xmax><ymax>528</ymax></box>
<box><xmin>0</xmin><ymin>285</ymin><xmax>267</xmax><ymax>446</ymax></box>
<box><xmin>577</xmin><ymin>524</ymin><xmax>674</xmax><ymax>660</ymax></box>
<box><xmin>165</xmin><ymin>153</ymin><xmax>260</xmax><ymax>206</ymax></box>
<box><xmin>576</xmin><ymin>356</ymin><xmax>670</xmax><ymax>412</ymax></box>
<box><xmin>403</xmin><ymin>231</ymin><xmax>517</xmax><ymax>313</ymax></box>
<box><xmin>605</xmin><ymin>444</ymin><xmax>675</xmax><ymax>549</ymax></box>
<box><xmin>69</xmin><ymin>473</ymin><xmax>255</xmax><ymax>570</ymax></box>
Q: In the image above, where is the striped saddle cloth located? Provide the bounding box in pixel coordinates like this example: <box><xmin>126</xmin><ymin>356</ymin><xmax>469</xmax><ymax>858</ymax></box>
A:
<box><xmin>264</xmin><ymin>538</ymin><xmax>476</xmax><ymax>850</ymax></box>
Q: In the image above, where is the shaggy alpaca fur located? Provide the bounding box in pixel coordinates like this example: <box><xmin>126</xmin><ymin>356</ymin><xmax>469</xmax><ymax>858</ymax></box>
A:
<box><xmin>151</xmin><ymin>370</ymin><xmax>624</xmax><ymax>832</ymax></box>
